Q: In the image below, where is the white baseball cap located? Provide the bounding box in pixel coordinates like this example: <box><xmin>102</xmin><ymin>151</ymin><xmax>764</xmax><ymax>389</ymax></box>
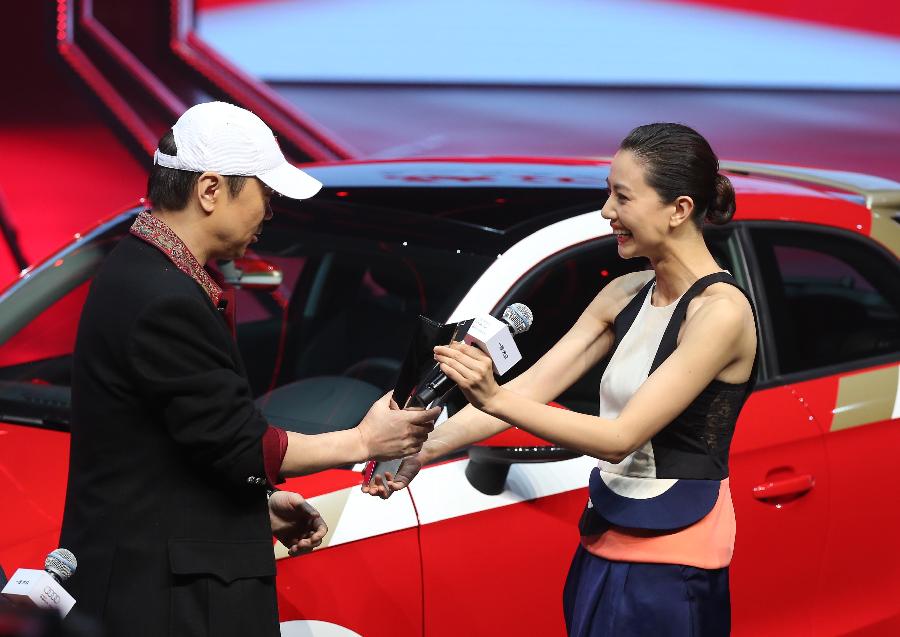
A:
<box><xmin>153</xmin><ymin>101</ymin><xmax>323</xmax><ymax>200</ymax></box>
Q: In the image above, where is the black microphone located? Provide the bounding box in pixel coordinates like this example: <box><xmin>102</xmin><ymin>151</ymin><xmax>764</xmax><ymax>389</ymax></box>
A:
<box><xmin>406</xmin><ymin>303</ymin><xmax>533</xmax><ymax>410</ymax></box>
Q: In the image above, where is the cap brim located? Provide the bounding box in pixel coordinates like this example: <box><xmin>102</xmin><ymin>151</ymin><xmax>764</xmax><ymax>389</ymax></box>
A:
<box><xmin>257</xmin><ymin>162</ymin><xmax>323</xmax><ymax>200</ymax></box>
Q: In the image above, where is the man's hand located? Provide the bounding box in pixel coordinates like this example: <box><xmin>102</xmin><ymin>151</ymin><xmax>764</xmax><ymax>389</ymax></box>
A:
<box><xmin>357</xmin><ymin>392</ymin><xmax>441</xmax><ymax>461</ymax></box>
<box><xmin>268</xmin><ymin>491</ymin><xmax>328</xmax><ymax>557</ymax></box>
<box><xmin>361</xmin><ymin>454</ymin><xmax>424</xmax><ymax>499</ymax></box>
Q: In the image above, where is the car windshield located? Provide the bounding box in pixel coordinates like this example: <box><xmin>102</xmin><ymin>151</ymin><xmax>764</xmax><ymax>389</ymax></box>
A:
<box><xmin>0</xmin><ymin>182</ymin><xmax>607</xmax><ymax>433</ymax></box>
<box><xmin>0</xmin><ymin>201</ymin><xmax>498</xmax><ymax>433</ymax></box>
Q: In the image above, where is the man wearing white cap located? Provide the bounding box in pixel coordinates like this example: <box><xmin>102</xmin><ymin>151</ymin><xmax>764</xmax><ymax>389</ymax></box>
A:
<box><xmin>60</xmin><ymin>102</ymin><xmax>439</xmax><ymax>636</ymax></box>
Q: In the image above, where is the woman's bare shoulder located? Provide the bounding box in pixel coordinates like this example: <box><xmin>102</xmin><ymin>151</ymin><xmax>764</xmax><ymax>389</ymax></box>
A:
<box><xmin>691</xmin><ymin>280</ymin><xmax>753</xmax><ymax>321</ymax></box>
<box><xmin>590</xmin><ymin>269</ymin><xmax>655</xmax><ymax>322</ymax></box>
<box><xmin>684</xmin><ymin>281</ymin><xmax>757</xmax><ymax>362</ymax></box>
<box><xmin>606</xmin><ymin>269</ymin><xmax>655</xmax><ymax>302</ymax></box>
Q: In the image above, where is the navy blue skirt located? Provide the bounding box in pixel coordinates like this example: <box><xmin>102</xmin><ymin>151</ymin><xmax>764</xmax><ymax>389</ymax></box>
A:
<box><xmin>563</xmin><ymin>546</ymin><xmax>730</xmax><ymax>637</ymax></box>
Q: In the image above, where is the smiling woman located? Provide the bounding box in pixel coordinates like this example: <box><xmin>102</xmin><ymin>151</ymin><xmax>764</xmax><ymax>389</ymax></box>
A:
<box><xmin>619</xmin><ymin>123</ymin><xmax>736</xmax><ymax>226</ymax></box>
<box><xmin>555</xmin><ymin>125</ymin><xmax>753</xmax><ymax>636</ymax></box>
<box><xmin>606</xmin><ymin>123</ymin><xmax>736</xmax><ymax>263</ymax></box>
<box><xmin>367</xmin><ymin>123</ymin><xmax>757</xmax><ymax>637</ymax></box>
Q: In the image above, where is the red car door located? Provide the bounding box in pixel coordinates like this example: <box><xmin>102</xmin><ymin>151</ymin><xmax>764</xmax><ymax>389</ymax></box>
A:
<box><xmin>0</xmin><ymin>275</ymin><xmax>91</xmax><ymax>580</ymax></box>
<box><xmin>795</xmin><ymin>366</ymin><xmax>900</xmax><ymax>637</ymax></box>
<box><xmin>275</xmin><ymin>469</ymin><xmax>424</xmax><ymax>637</ymax></box>
<box><xmin>411</xmin><ymin>450</ymin><xmax>593</xmax><ymax>637</ymax></box>
<box><xmin>743</xmin><ymin>224</ymin><xmax>900</xmax><ymax>636</ymax></box>
<box><xmin>729</xmin><ymin>387</ymin><xmax>830</xmax><ymax>636</ymax></box>
<box><xmin>0</xmin><ymin>422</ymin><xmax>70</xmax><ymax>578</ymax></box>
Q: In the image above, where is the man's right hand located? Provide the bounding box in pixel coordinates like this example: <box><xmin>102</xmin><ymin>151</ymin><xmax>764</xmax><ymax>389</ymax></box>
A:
<box><xmin>356</xmin><ymin>392</ymin><xmax>440</xmax><ymax>461</ymax></box>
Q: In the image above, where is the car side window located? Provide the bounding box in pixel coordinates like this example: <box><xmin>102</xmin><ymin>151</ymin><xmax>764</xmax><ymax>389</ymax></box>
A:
<box><xmin>499</xmin><ymin>238</ymin><xmax>644</xmax><ymax>415</ymax></box>
<box><xmin>750</xmin><ymin>226</ymin><xmax>900</xmax><ymax>376</ymax></box>
<box><xmin>227</xmin><ymin>240</ymin><xmax>490</xmax><ymax>396</ymax></box>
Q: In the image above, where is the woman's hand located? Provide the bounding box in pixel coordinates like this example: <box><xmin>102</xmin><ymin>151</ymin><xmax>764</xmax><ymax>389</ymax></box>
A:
<box><xmin>433</xmin><ymin>341</ymin><xmax>502</xmax><ymax>412</ymax></box>
<box><xmin>361</xmin><ymin>454</ymin><xmax>425</xmax><ymax>499</ymax></box>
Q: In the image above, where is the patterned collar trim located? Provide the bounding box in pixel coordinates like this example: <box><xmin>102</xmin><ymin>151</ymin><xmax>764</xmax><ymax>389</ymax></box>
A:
<box><xmin>129</xmin><ymin>211</ymin><xmax>222</xmax><ymax>306</ymax></box>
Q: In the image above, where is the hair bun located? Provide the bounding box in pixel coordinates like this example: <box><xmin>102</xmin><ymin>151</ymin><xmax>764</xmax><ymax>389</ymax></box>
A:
<box><xmin>706</xmin><ymin>174</ymin><xmax>736</xmax><ymax>225</ymax></box>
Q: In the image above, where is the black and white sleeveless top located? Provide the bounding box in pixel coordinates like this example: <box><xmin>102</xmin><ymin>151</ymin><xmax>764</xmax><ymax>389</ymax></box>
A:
<box><xmin>580</xmin><ymin>271</ymin><xmax>759</xmax><ymax>535</ymax></box>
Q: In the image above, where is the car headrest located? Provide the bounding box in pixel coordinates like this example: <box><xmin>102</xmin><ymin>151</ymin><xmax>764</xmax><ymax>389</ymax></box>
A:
<box><xmin>365</xmin><ymin>259</ymin><xmax>425</xmax><ymax>310</ymax></box>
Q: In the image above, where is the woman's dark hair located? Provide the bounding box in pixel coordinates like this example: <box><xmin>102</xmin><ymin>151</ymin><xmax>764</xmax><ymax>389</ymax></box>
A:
<box><xmin>146</xmin><ymin>130</ymin><xmax>247</xmax><ymax>211</ymax></box>
<box><xmin>619</xmin><ymin>123</ymin><xmax>735</xmax><ymax>226</ymax></box>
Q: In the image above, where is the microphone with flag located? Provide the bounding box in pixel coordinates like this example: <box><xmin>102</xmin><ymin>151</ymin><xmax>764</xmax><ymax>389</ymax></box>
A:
<box><xmin>406</xmin><ymin>303</ymin><xmax>533</xmax><ymax>410</ymax></box>
<box><xmin>2</xmin><ymin>549</ymin><xmax>77</xmax><ymax>617</ymax></box>
<box><xmin>363</xmin><ymin>303</ymin><xmax>533</xmax><ymax>486</ymax></box>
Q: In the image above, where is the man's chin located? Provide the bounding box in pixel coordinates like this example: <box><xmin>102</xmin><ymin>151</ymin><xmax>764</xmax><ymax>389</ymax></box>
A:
<box><xmin>220</xmin><ymin>245</ymin><xmax>248</xmax><ymax>261</ymax></box>
<box><xmin>210</xmin><ymin>241</ymin><xmax>251</xmax><ymax>262</ymax></box>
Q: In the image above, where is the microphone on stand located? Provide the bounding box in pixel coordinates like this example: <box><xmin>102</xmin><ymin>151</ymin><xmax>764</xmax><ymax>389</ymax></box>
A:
<box><xmin>2</xmin><ymin>549</ymin><xmax>77</xmax><ymax>616</ymax></box>
<box><xmin>406</xmin><ymin>303</ymin><xmax>533</xmax><ymax>410</ymax></box>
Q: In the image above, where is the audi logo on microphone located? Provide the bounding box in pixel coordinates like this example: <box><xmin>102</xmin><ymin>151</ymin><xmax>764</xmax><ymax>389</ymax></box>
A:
<box><xmin>42</xmin><ymin>586</ymin><xmax>61</xmax><ymax>605</ymax></box>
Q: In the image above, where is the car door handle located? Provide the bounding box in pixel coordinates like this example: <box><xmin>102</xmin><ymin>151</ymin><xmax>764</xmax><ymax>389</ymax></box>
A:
<box><xmin>752</xmin><ymin>474</ymin><xmax>815</xmax><ymax>500</ymax></box>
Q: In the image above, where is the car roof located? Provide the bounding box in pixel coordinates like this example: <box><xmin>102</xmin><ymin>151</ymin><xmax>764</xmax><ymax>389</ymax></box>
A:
<box><xmin>299</xmin><ymin>155</ymin><xmax>865</xmax><ymax>201</ymax></box>
<box><xmin>301</xmin><ymin>154</ymin><xmax>899</xmax><ymax>198</ymax></box>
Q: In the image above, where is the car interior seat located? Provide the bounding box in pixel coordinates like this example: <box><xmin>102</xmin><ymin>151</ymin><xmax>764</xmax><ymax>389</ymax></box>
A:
<box><xmin>787</xmin><ymin>294</ymin><xmax>869</xmax><ymax>369</ymax></box>
<box><xmin>256</xmin><ymin>375</ymin><xmax>382</xmax><ymax>437</ymax></box>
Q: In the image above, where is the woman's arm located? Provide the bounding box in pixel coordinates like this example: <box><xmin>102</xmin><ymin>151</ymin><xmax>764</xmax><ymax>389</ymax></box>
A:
<box><xmin>415</xmin><ymin>272</ymin><xmax>648</xmax><ymax>464</ymax></box>
<box><xmin>362</xmin><ymin>272</ymin><xmax>650</xmax><ymax>497</ymax></box>
<box><xmin>437</xmin><ymin>291</ymin><xmax>753</xmax><ymax>462</ymax></box>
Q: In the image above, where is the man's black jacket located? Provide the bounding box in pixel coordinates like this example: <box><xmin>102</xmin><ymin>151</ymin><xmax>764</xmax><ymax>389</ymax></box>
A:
<box><xmin>60</xmin><ymin>234</ymin><xmax>279</xmax><ymax>637</ymax></box>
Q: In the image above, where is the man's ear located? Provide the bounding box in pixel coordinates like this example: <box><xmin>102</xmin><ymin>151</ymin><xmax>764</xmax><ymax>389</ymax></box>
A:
<box><xmin>669</xmin><ymin>195</ymin><xmax>695</xmax><ymax>229</ymax></box>
<box><xmin>197</xmin><ymin>173</ymin><xmax>225</xmax><ymax>214</ymax></box>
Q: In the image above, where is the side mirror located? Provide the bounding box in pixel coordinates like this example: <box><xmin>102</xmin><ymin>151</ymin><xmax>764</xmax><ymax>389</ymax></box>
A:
<box><xmin>220</xmin><ymin>254</ymin><xmax>283</xmax><ymax>291</ymax></box>
<box><xmin>464</xmin><ymin>410</ymin><xmax>580</xmax><ymax>495</ymax></box>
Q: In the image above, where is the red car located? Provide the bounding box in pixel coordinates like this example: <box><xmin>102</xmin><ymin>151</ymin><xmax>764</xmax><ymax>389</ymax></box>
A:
<box><xmin>1</xmin><ymin>158</ymin><xmax>898</xmax><ymax>636</ymax></box>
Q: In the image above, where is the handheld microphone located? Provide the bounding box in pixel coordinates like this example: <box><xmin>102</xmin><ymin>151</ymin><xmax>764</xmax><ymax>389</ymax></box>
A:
<box><xmin>363</xmin><ymin>304</ymin><xmax>534</xmax><ymax>487</ymax></box>
<box><xmin>44</xmin><ymin>549</ymin><xmax>77</xmax><ymax>584</ymax></box>
<box><xmin>407</xmin><ymin>303</ymin><xmax>533</xmax><ymax>410</ymax></box>
<box><xmin>1</xmin><ymin>549</ymin><xmax>77</xmax><ymax>616</ymax></box>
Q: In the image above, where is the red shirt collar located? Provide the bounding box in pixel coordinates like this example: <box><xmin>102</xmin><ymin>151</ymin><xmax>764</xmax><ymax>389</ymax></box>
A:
<box><xmin>129</xmin><ymin>211</ymin><xmax>222</xmax><ymax>306</ymax></box>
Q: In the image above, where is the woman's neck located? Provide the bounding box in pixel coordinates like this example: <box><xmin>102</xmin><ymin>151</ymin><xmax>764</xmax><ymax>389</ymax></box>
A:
<box><xmin>648</xmin><ymin>234</ymin><xmax>722</xmax><ymax>306</ymax></box>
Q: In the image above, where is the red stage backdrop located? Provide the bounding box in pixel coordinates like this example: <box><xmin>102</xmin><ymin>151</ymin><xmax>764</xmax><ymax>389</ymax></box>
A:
<box><xmin>678</xmin><ymin>0</ymin><xmax>900</xmax><ymax>38</ymax></box>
